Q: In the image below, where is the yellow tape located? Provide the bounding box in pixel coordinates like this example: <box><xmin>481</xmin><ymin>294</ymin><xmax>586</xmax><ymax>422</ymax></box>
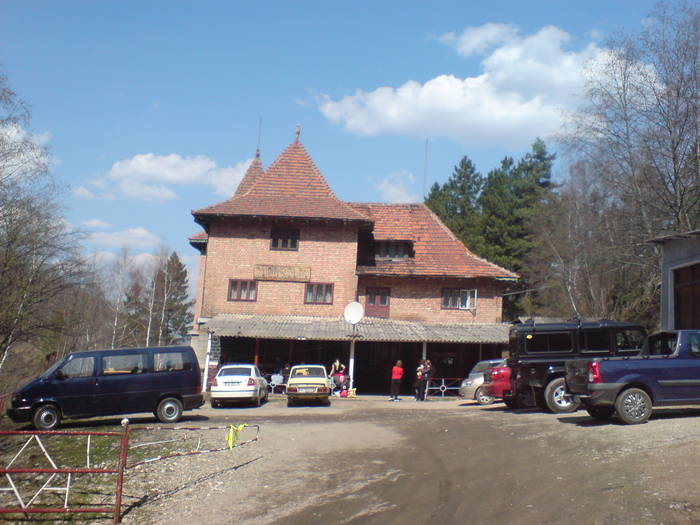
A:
<box><xmin>226</xmin><ymin>424</ymin><xmax>248</xmax><ymax>449</ymax></box>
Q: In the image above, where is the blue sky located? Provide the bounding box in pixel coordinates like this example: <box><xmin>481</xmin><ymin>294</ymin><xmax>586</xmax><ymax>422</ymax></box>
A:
<box><xmin>1</xmin><ymin>1</ymin><xmax>659</xmax><ymax>281</ymax></box>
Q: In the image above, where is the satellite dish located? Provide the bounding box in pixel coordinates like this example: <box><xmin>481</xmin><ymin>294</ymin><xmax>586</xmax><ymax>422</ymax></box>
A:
<box><xmin>343</xmin><ymin>301</ymin><xmax>364</xmax><ymax>325</ymax></box>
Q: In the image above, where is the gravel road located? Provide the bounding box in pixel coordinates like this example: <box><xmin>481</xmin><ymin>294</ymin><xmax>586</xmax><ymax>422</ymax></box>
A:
<box><xmin>3</xmin><ymin>395</ymin><xmax>700</xmax><ymax>524</ymax></box>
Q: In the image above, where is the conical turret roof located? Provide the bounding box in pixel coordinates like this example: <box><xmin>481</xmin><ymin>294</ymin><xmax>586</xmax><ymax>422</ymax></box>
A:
<box><xmin>193</xmin><ymin>141</ymin><xmax>369</xmax><ymax>224</ymax></box>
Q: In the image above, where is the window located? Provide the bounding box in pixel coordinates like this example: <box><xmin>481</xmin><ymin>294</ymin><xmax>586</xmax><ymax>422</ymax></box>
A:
<box><xmin>442</xmin><ymin>288</ymin><xmax>477</xmax><ymax>310</ymax></box>
<box><xmin>102</xmin><ymin>354</ymin><xmax>146</xmax><ymax>375</ymax></box>
<box><xmin>615</xmin><ymin>329</ymin><xmax>645</xmax><ymax>355</ymax></box>
<box><xmin>305</xmin><ymin>283</ymin><xmax>333</xmax><ymax>304</ymax></box>
<box><xmin>154</xmin><ymin>351</ymin><xmax>192</xmax><ymax>372</ymax></box>
<box><xmin>580</xmin><ymin>330</ymin><xmax>610</xmax><ymax>353</ymax></box>
<box><xmin>229</xmin><ymin>280</ymin><xmax>257</xmax><ymax>301</ymax></box>
<box><xmin>60</xmin><ymin>357</ymin><xmax>95</xmax><ymax>378</ymax></box>
<box><xmin>524</xmin><ymin>332</ymin><xmax>573</xmax><ymax>353</ymax></box>
<box><xmin>375</xmin><ymin>241</ymin><xmax>412</xmax><ymax>260</ymax></box>
<box><xmin>270</xmin><ymin>228</ymin><xmax>299</xmax><ymax>251</ymax></box>
<box><xmin>366</xmin><ymin>287</ymin><xmax>390</xmax><ymax>318</ymax></box>
<box><xmin>367</xmin><ymin>287</ymin><xmax>390</xmax><ymax>307</ymax></box>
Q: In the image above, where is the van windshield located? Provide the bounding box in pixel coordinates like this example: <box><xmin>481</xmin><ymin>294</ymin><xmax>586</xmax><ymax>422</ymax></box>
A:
<box><xmin>40</xmin><ymin>358</ymin><xmax>66</xmax><ymax>378</ymax></box>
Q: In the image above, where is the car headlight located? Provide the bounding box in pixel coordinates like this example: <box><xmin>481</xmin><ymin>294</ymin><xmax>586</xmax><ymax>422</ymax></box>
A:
<box><xmin>461</xmin><ymin>379</ymin><xmax>473</xmax><ymax>387</ymax></box>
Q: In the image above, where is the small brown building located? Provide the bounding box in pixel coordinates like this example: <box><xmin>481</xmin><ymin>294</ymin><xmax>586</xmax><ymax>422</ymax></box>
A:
<box><xmin>189</xmin><ymin>137</ymin><xmax>517</xmax><ymax>393</ymax></box>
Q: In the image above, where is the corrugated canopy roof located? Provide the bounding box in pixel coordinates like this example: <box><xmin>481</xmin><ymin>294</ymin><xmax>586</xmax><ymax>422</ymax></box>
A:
<box><xmin>207</xmin><ymin>314</ymin><xmax>509</xmax><ymax>344</ymax></box>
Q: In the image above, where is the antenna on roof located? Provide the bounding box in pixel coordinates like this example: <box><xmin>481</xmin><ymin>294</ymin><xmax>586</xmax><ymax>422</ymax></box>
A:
<box><xmin>295</xmin><ymin>124</ymin><xmax>301</xmax><ymax>143</ymax></box>
<box><xmin>256</xmin><ymin>117</ymin><xmax>262</xmax><ymax>158</ymax></box>
<box><xmin>422</xmin><ymin>138</ymin><xmax>429</xmax><ymax>200</ymax></box>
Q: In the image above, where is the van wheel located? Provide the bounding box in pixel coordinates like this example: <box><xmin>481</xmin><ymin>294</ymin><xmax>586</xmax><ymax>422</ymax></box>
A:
<box><xmin>33</xmin><ymin>404</ymin><xmax>61</xmax><ymax>431</ymax></box>
<box><xmin>615</xmin><ymin>388</ymin><xmax>652</xmax><ymax>424</ymax></box>
<box><xmin>544</xmin><ymin>378</ymin><xmax>580</xmax><ymax>413</ymax></box>
<box><xmin>156</xmin><ymin>397</ymin><xmax>183</xmax><ymax>423</ymax></box>
<box><xmin>475</xmin><ymin>387</ymin><xmax>494</xmax><ymax>405</ymax></box>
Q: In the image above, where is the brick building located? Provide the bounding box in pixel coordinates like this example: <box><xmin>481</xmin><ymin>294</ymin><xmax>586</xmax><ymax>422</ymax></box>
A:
<box><xmin>189</xmin><ymin>136</ymin><xmax>518</xmax><ymax>393</ymax></box>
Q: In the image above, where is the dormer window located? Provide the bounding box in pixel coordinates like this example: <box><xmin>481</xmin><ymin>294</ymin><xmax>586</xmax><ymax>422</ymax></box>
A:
<box><xmin>271</xmin><ymin>228</ymin><xmax>299</xmax><ymax>251</ymax></box>
<box><xmin>375</xmin><ymin>241</ymin><xmax>413</xmax><ymax>260</ymax></box>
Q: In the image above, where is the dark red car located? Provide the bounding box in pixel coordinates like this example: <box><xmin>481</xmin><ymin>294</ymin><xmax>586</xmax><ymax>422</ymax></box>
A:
<box><xmin>482</xmin><ymin>365</ymin><xmax>511</xmax><ymax>402</ymax></box>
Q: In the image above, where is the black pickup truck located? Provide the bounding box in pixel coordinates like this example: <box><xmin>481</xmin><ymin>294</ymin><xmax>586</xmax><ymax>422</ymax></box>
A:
<box><xmin>566</xmin><ymin>330</ymin><xmax>700</xmax><ymax>424</ymax></box>
<box><xmin>504</xmin><ymin>319</ymin><xmax>646</xmax><ymax>413</ymax></box>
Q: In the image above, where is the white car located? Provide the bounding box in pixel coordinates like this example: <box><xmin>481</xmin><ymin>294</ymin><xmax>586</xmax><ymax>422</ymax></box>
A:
<box><xmin>210</xmin><ymin>364</ymin><xmax>268</xmax><ymax>407</ymax></box>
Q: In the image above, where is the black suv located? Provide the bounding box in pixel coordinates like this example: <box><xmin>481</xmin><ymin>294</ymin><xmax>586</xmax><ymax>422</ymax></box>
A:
<box><xmin>504</xmin><ymin>319</ymin><xmax>646</xmax><ymax>413</ymax></box>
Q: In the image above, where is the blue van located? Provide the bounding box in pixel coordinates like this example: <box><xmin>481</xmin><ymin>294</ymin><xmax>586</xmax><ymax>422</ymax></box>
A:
<box><xmin>7</xmin><ymin>346</ymin><xmax>204</xmax><ymax>430</ymax></box>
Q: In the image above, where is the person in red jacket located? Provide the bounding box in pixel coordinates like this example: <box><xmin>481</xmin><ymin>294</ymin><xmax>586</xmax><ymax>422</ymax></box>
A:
<box><xmin>390</xmin><ymin>360</ymin><xmax>404</xmax><ymax>401</ymax></box>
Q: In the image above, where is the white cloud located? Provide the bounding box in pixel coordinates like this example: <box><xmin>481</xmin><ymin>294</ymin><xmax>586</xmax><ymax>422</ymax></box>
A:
<box><xmin>82</xmin><ymin>218</ymin><xmax>112</xmax><ymax>229</ymax></box>
<box><xmin>87</xmin><ymin>153</ymin><xmax>252</xmax><ymax>202</ymax></box>
<box><xmin>320</xmin><ymin>24</ymin><xmax>604</xmax><ymax>149</ymax></box>
<box><xmin>439</xmin><ymin>23</ymin><xmax>517</xmax><ymax>56</ymax></box>
<box><xmin>375</xmin><ymin>170</ymin><xmax>420</xmax><ymax>203</ymax></box>
<box><xmin>88</xmin><ymin>227</ymin><xmax>161</xmax><ymax>249</ymax></box>
<box><xmin>74</xmin><ymin>186</ymin><xmax>96</xmax><ymax>199</ymax></box>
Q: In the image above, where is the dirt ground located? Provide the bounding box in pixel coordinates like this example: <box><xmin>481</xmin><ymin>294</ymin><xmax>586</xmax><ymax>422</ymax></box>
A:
<box><xmin>3</xmin><ymin>395</ymin><xmax>700</xmax><ymax>524</ymax></box>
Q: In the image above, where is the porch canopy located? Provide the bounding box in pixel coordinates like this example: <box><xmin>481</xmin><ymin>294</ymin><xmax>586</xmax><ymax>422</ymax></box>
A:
<box><xmin>208</xmin><ymin>313</ymin><xmax>509</xmax><ymax>344</ymax></box>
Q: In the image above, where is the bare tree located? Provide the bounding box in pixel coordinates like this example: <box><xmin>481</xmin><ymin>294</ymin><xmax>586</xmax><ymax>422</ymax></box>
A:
<box><xmin>561</xmin><ymin>1</ymin><xmax>700</xmax><ymax>234</ymax></box>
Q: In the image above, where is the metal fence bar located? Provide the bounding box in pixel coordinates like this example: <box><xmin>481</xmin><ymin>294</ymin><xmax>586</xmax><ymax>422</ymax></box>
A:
<box><xmin>426</xmin><ymin>377</ymin><xmax>464</xmax><ymax>397</ymax></box>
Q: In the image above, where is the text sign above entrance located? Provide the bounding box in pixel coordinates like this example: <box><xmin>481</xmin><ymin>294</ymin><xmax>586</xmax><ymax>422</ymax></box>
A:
<box><xmin>253</xmin><ymin>264</ymin><xmax>311</xmax><ymax>282</ymax></box>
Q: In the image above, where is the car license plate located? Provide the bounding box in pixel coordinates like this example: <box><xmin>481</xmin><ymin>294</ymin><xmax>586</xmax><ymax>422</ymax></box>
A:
<box><xmin>225</xmin><ymin>381</ymin><xmax>241</xmax><ymax>386</ymax></box>
<box><xmin>299</xmin><ymin>387</ymin><xmax>315</xmax><ymax>392</ymax></box>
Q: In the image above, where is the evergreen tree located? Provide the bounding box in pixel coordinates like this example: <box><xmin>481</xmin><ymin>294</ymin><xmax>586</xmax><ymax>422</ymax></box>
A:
<box><xmin>425</xmin><ymin>156</ymin><xmax>485</xmax><ymax>254</ymax></box>
<box><xmin>159</xmin><ymin>252</ymin><xmax>194</xmax><ymax>344</ymax></box>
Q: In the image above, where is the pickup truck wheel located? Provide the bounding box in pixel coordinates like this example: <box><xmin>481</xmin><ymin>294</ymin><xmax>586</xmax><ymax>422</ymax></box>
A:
<box><xmin>585</xmin><ymin>405</ymin><xmax>615</xmax><ymax>420</ymax></box>
<box><xmin>475</xmin><ymin>387</ymin><xmax>495</xmax><ymax>405</ymax></box>
<box><xmin>544</xmin><ymin>378</ymin><xmax>580</xmax><ymax>413</ymax></box>
<box><xmin>615</xmin><ymin>388</ymin><xmax>652</xmax><ymax>424</ymax></box>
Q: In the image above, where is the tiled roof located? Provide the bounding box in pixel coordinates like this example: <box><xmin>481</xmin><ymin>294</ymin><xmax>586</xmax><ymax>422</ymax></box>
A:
<box><xmin>234</xmin><ymin>154</ymin><xmax>263</xmax><ymax>196</ymax></box>
<box><xmin>351</xmin><ymin>203</ymin><xmax>518</xmax><ymax>279</ymax></box>
<box><xmin>208</xmin><ymin>313</ymin><xmax>509</xmax><ymax>343</ymax></box>
<box><xmin>189</xmin><ymin>231</ymin><xmax>208</xmax><ymax>242</ymax></box>
<box><xmin>193</xmin><ymin>141</ymin><xmax>369</xmax><ymax>223</ymax></box>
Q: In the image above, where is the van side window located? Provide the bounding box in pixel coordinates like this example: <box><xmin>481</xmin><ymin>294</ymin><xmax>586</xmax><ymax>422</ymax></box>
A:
<box><xmin>154</xmin><ymin>351</ymin><xmax>191</xmax><ymax>372</ymax></box>
<box><xmin>102</xmin><ymin>354</ymin><xmax>146</xmax><ymax>375</ymax></box>
<box><xmin>616</xmin><ymin>330</ymin><xmax>645</xmax><ymax>355</ymax></box>
<box><xmin>60</xmin><ymin>357</ymin><xmax>95</xmax><ymax>378</ymax></box>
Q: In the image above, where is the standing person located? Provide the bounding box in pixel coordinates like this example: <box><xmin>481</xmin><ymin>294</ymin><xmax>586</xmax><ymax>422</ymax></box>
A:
<box><xmin>328</xmin><ymin>358</ymin><xmax>347</xmax><ymax>391</ymax></box>
<box><xmin>420</xmin><ymin>359</ymin><xmax>433</xmax><ymax>401</ymax></box>
<box><xmin>414</xmin><ymin>360</ymin><xmax>425</xmax><ymax>400</ymax></box>
<box><xmin>390</xmin><ymin>360</ymin><xmax>404</xmax><ymax>401</ymax></box>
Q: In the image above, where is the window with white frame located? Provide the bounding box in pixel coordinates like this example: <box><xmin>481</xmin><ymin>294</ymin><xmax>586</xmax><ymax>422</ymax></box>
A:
<box><xmin>442</xmin><ymin>288</ymin><xmax>477</xmax><ymax>310</ymax></box>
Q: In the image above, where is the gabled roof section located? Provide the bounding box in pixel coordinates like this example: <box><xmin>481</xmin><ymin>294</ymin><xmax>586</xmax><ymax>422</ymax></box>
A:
<box><xmin>193</xmin><ymin>141</ymin><xmax>369</xmax><ymax>224</ymax></box>
<box><xmin>351</xmin><ymin>203</ymin><xmax>518</xmax><ymax>280</ymax></box>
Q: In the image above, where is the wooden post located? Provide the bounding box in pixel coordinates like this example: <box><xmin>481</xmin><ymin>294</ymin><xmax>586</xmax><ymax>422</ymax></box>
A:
<box><xmin>479</xmin><ymin>343</ymin><xmax>483</xmax><ymax>360</ymax></box>
<box><xmin>202</xmin><ymin>331</ymin><xmax>212</xmax><ymax>391</ymax></box>
<box><xmin>422</xmin><ymin>341</ymin><xmax>427</xmax><ymax>360</ymax></box>
<box><xmin>254</xmin><ymin>339</ymin><xmax>260</xmax><ymax>366</ymax></box>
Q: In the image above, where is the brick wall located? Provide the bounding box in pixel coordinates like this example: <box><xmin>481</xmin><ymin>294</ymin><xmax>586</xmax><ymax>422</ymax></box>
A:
<box><xmin>199</xmin><ymin>220</ymin><xmax>359</xmax><ymax>318</ymax></box>
<box><xmin>357</xmin><ymin>275</ymin><xmax>504</xmax><ymax>323</ymax></box>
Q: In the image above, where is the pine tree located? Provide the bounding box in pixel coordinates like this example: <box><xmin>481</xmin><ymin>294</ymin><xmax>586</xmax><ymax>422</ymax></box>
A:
<box><xmin>158</xmin><ymin>252</ymin><xmax>193</xmax><ymax>345</ymax></box>
<box><xmin>425</xmin><ymin>156</ymin><xmax>485</xmax><ymax>254</ymax></box>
